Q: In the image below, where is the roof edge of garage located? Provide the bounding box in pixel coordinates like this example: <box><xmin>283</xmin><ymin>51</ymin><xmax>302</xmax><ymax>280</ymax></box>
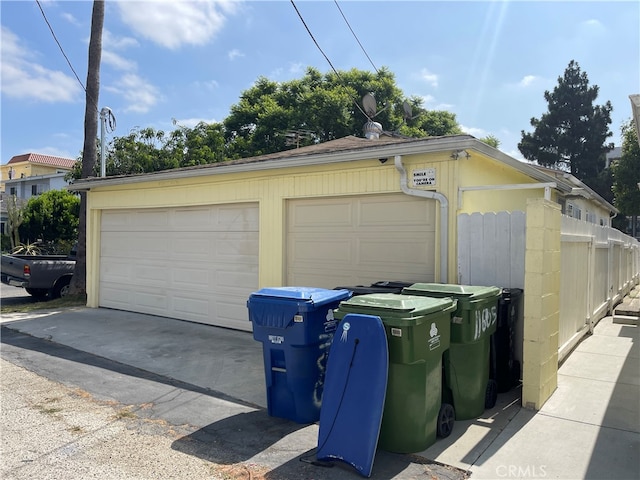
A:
<box><xmin>67</xmin><ymin>135</ymin><xmax>476</xmax><ymax>191</ymax></box>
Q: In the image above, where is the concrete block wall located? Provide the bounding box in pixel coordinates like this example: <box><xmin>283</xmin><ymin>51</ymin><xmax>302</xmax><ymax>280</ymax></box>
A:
<box><xmin>522</xmin><ymin>198</ymin><xmax>561</xmax><ymax>410</ymax></box>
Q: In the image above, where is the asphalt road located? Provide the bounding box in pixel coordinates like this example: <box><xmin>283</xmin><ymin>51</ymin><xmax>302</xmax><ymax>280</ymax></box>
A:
<box><xmin>1</xmin><ymin>284</ymin><xmax>46</xmax><ymax>306</ymax></box>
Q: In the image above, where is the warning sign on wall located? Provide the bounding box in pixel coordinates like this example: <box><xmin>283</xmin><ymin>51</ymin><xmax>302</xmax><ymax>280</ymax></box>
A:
<box><xmin>413</xmin><ymin>168</ymin><xmax>436</xmax><ymax>186</ymax></box>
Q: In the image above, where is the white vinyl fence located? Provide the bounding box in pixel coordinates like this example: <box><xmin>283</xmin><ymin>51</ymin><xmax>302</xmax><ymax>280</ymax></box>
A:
<box><xmin>458</xmin><ymin>211</ymin><xmax>640</xmax><ymax>364</ymax></box>
<box><xmin>457</xmin><ymin>211</ymin><xmax>526</xmax><ymax>289</ymax></box>
<box><xmin>559</xmin><ymin>216</ymin><xmax>640</xmax><ymax>360</ymax></box>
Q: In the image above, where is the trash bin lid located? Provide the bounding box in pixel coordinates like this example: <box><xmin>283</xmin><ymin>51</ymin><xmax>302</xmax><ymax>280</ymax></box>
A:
<box><xmin>338</xmin><ymin>292</ymin><xmax>455</xmax><ymax>316</ymax></box>
<box><xmin>403</xmin><ymin>283</ymin><xmax>501</xmax><ymax>300</ymax></box>
<box><xmin>249</xmin><ymin>287</ymin><xmax>351</xmax><ymax>309</ymax></box>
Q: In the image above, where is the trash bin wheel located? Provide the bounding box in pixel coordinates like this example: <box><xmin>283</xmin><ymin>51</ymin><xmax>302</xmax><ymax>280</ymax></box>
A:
<box><xmin>437</xmin><ymin>403</ymin><xmax>455</xmax><ymax>438</ymax></box>
<box><xmin>485</xmin><ymin>379</ymin><xmax>498</xmax><ymax>409</ymax></box>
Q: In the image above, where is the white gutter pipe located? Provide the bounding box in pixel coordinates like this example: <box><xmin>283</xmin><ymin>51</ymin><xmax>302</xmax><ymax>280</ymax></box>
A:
<box><xmin>394</xmin><ymin>155</ymin><xmax>448</xmax><ymax>283</ymax></box>
<box><xmin>458</xmin><ymin>182</ymin><xmax>557</xmax><ymax>208</ymax></box>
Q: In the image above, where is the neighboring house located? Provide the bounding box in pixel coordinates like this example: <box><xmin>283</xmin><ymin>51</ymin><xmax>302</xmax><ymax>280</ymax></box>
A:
<box><xmin>531</xmin><ymin>164</ymin><xmax>616</xmax><ymax>226</ymax></box>
<box><xmin>605</xmin><ymin>146</ymin><xmax>622</xmax><ymax>169</ymax></box>
<box><xmin>0</xmin><ymin>153</ymin><xmax>76</xmax><ymax>236</ymax></box>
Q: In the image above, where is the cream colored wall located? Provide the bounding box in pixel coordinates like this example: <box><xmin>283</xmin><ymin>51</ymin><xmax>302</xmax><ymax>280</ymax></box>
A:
<box><xmin>522</xmin><ymin>198</ymin><xmax>561</xmax><ymax>409</ymax></box>
<box><xmin>83</xmin><ymin>150</ymin><xmax>560</xmax><ymax>305</ymax></box>
<box><xmin>84</xmin><ymin>158</ymin><xmax>403</xmax><ymax>305</ymax></box>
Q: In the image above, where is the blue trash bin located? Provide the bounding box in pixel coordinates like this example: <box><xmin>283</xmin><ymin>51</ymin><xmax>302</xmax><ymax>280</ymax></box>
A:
<box><xmin>248</xmin><ymin>287</ymin><xmax>352</xmax><ymax>423</ymax></box>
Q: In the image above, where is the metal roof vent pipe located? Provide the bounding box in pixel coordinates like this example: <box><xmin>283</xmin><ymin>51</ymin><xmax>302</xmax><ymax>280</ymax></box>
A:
<box><xmin>363</xmin><ymin>120</ymin><xmax>383</xmax><ymax>140</ymax></box>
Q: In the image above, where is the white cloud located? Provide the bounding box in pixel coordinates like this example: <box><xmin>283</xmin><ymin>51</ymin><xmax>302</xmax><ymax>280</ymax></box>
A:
<box><xmin>0</xmin><ymin>27</ymin><xmax>82</xmax><ymax>103</ymax></box>
<box><xmin>193</xmin><ymin>80</ymin><xmax>219</xmax><ymax>91</ymax></box>
<box><xmin>103</xmin><ymin>29</ymin><xmax>140</xmax><ymax>50</ymax></box>
<box><xmin>289</xmin><ymin>63</ymin><xmax>305</xmax><ymax>75</ymax></box>
<box><xmin>105</xmin><ymin>74</ymin><xmax>161</xmax><ymax>113</ymax></box>
<box><xmin>580</xmin><ymin>19</ymin><xmax>606</xmax><ymax>36</ymax></box>
<box><xmin>173</xmin><ymin>117</ymin><xmax>219</xmax><ymax>128</ymax></box>
<box><xmin>518</xmin><ymin>75</ymin><xmax>541</xmax><ymax>88</ymax></box>
<box><xmin>116</xmin><ymin>0</ymin><xmax>240</xmax><ymax>50</ymax></box>
<box><xmin>419</xmin><ymin>68</ymin><xmax>439</xmax><ymax>88</ymax></box>
<box><xmin>505</xmin><ymin>75</ymin><xmax>544</xmax><ymax>90</ymax></box>
<box><xmin>61</xmin><ymin>12</ymin><xmax>81</xmax><ymax>26</ymax></box>
<box><xmin>228</xmin><ymin>49</ymin><xmax>244</xmax><ymax>60</ymax></box>
<box><xmin>419</xmin><ymin>95</ymin><xmax>454</xmax><ymax>111</ymax></box>
<box><xmin>460</xmin><ymin>124</ymin><xmax>488</xmax><ymax>138</ymax></box>
<box><xmin>102</xmin><ymin>50</ymin><xmax>137</xmax><ymax>71</ymax></box>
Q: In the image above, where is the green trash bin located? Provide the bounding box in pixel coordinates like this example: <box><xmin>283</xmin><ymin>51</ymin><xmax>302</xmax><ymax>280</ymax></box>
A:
<box><xmin>334</xmin><ymin>293</ymin><xmax>456</xmax><ymax>453</ymax></box>
<box><xmin>402</xmin><ymin>283</ymin><xmax>501</xmax><ymax>421</ymax></box>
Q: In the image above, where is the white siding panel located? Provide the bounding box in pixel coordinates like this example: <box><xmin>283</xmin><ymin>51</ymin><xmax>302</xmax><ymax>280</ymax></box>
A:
<box><xmin>99</xmin><ymin>204</ymin><xmax>259</xmax><ymax>331</ymax></box>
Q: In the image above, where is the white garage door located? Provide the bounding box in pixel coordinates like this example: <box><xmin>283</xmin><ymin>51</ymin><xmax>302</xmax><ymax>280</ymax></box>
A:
<box><xmin>287</xmin><ymin>194</ymin><xmax>436</xmax><ymax>288</ymax></box>
<box><xmin>99</xmin><ymin>204</ymin><xmax>259</xmax><ymax>331</ymax></box>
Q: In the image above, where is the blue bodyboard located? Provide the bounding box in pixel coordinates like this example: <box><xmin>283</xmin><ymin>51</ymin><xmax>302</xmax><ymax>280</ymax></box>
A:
<box><xmin>316</xmin><ymin>313</ymin><xmax>389</xmax><ymax>478</ymax></box>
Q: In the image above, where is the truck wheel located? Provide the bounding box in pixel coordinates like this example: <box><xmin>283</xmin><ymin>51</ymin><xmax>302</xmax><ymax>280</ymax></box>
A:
<box><xmin>25</xmin><ymin>288</ymin><xmax>48</xmax><ymax>299</ymax></box>
<box><xmin>50</xmin><ymin>276</ymin><xmax>72</xmax><ymax>299</ymax></box>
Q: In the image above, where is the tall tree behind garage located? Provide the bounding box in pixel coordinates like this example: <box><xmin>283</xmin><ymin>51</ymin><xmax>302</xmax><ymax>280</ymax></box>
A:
<box><xmin>70</xmin><ymin>0</ymin><xmax>103</xmax><ymax>296</ymax></box>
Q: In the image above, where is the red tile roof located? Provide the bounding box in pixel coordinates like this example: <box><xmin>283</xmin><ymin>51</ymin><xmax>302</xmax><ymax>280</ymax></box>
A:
<box><xmin>7</xmin><ymin>153</ymin><xmax>77</xmax><ymax>169</ymax></box>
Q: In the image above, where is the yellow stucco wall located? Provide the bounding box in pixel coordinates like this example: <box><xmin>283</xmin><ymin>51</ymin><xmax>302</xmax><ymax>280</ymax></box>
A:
<box><xmin>522</xmin><ymin>198</ymin><xmax>561</xmax><ymax>409</ymax></box>
<box><xmin>82</xmin><ymin>149</ymin><xmax>551</xmax><ymax>306</ymax></box>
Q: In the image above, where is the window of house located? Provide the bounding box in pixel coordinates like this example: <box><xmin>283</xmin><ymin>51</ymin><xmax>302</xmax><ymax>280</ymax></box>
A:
<box><xmin>31</xmin><ymin>184</ymin><xmax>45</xmax><ymax>195</ymax></box>
<box><xmin>10</xmin><ymin>187</ymin><xmax>16</xmax><ymax>195</ymax></box>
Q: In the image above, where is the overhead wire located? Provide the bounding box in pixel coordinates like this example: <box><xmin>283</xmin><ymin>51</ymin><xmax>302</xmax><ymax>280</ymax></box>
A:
<box><xmin>35</xmin><ymin>0</ymin><xmax>99</xmax><ymax>113</ymax></box>
<box><xmin>333</xmin><ymin>0</ymin><xmax>379</xmax><ymax>74</ymax></box>
<box><xmin>289</xmin><ymin>0</ymin><xmax>373</xmax><ymax>122</ymax></box>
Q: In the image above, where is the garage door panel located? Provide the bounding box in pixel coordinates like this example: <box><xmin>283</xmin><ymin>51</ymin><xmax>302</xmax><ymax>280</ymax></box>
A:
<box><xmin>135</xmin><ymin>265</ymin><xmax>169</xmax><ymax>287</ymax></box>
<box><xmin>100</xmin><ymin>204</ymin><xmax>258</xmax><ymax>331</ymax></box>
<box><xmin>215</xmin><ymin>268</ymin><xmax>258</xmax><ymax>291</ymax></box>
<box><xmin>290</xmin><ymin>202</ymin><xmax>354</xmax><ymax>228</ymax></box>
<box><xmin>173</xmin><ymin>295</ymin><xmax>209</xmax><ymax>316</ymax></box>
<box><xmin>287</xmin><ymin>194</ymin><xmax>436</xmax><ymax>289</ymax></box>
<box><xmin>134</xmin><ymin>210</ymin><xmax>169</xmax><ymax>228</ymax></box>
<box><xmin>291</xmin><ymin>237</ymin><xmax>353</xmax><ymax>264</ymax></box>
<box><xmin>359</xmin><ymin>198</ymin><xmax>432</xmax><ymax>227</ymax></box>
<box><xmin>218</xmin><ymin>205</ymin><xmax>260</xmax><ymax>229</ymax></box>
<box><xmin>215</xmin><ymin>296</ymin><xmax>252</xmax><ymax>330</ymax></box>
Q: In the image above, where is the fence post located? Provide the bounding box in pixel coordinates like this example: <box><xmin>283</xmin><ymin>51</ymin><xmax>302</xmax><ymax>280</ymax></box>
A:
<box><xmin>522</xmin><ymin>198</ymin><xmax>561</xmax><ymax>410</ymax></box>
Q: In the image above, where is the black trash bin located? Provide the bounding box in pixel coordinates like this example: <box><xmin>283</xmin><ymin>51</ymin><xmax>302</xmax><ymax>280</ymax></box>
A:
<box><xmin>335</xmin><ymin>281</ymin><xmax>414</xmax><ymax>296</ymax></box>
<box><xmin>247</xmin><ymin>287</ymin><xmax>352</xmax><ymax>423</ymax></box>
<box><xmin>491</xmin><ymin>288</ymin><xmax>523</xmax><ymax>392</ymax></box>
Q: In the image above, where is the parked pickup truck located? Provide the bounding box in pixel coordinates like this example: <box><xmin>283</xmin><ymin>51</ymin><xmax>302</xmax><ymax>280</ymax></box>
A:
<box><xmin>1</xmin><ymin>248</ymin><xmax>76</xmax><ymax>299</ymax></box>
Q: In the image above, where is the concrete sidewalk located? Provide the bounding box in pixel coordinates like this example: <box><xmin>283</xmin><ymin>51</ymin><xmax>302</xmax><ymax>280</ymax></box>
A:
<box><xmin>1</xmin><ymin>290</ymin><xmax>638</xmax><ymax>479</ymax></box>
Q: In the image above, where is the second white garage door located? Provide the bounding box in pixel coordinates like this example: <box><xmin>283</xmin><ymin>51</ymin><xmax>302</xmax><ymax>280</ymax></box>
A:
<box><xmin>286</xmin><ymin>194</ymin><xmax>436</xmax><ymax>288</ymax></box>
<box><xmin>99</xmin><ymin>203</ymin><xmax>259</xmax><ymax>331</ymax></box>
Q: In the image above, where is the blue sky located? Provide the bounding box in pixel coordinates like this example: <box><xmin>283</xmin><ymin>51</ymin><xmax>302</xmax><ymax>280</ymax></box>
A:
<box><xmin>1</xmin><ymin>0</ymin><xmax>639</xmax><ymax>164</ymax></box>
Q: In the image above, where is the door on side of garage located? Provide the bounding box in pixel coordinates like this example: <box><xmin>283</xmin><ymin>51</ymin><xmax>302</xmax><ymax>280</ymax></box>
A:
<box><xmin>99</xmin><ymin>203</ymin><xmax>259</xmax><ymax>331</ymax></box>
<box><xmin>286</xmin><ymin>193</ymin><xmax>436</xmax><ymax>288</ymax></box>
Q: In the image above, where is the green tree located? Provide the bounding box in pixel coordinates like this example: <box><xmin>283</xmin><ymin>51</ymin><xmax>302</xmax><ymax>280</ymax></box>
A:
<box><xmin>19</xmin><ymin>190</ymin><xmax>80</xmax><ymax>249</ymax></box>
<box><xmin>164</xmin><ymin>121</ymin><xmax>227</xmax><ymax>167</ymax></box>
<box><xmin>518</xmin><ymin>60</ymin><xmax>613</xmax><ymax>182</ymax></box>
<box><xmin>224</xmin><ymin>67</ymin><xmax>462</xmax><ymax>158</ymax></box>
<box><xmin>612</xmin><ymin>120</ymin><xmax>640</xmax><ymax>236</ymax></box>
<box><xmin>480</xmin><ymin>134</ymin><xmax>501</xmax><ymax>149</ymax></box>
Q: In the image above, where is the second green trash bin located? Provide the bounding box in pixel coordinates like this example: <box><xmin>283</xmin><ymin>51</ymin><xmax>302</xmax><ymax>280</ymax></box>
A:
<box><xmin>334</xmin><ymin>293</ymin><xmax>456</xmax><ymax>453</ymax></box>
<box><xmin>402</xmin><ymin>283</ymin><xmax>502</xmax><ymax>421</ymax></box>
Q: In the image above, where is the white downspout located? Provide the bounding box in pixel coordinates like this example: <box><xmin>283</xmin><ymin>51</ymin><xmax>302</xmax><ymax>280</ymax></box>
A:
<box><xmin>394</xmin><ymin>155</ymin><xmax>448</xmax><ymax>283</ymax></box>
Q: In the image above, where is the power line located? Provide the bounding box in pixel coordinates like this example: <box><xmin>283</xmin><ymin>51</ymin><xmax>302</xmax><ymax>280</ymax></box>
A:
<box><xmin>333</xmin><ymin>1</ymin><xmax>379</xmax><ymax>74</ymax></box>
<box><xmin>290</xmin><ymin>0</ymin><xmax>372</xmax><ymax>121</ymax></box>
<box><xmin>35</xmin><ymin>0</ymin><xmax>98</xmax><ymax>112</ymax></box>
